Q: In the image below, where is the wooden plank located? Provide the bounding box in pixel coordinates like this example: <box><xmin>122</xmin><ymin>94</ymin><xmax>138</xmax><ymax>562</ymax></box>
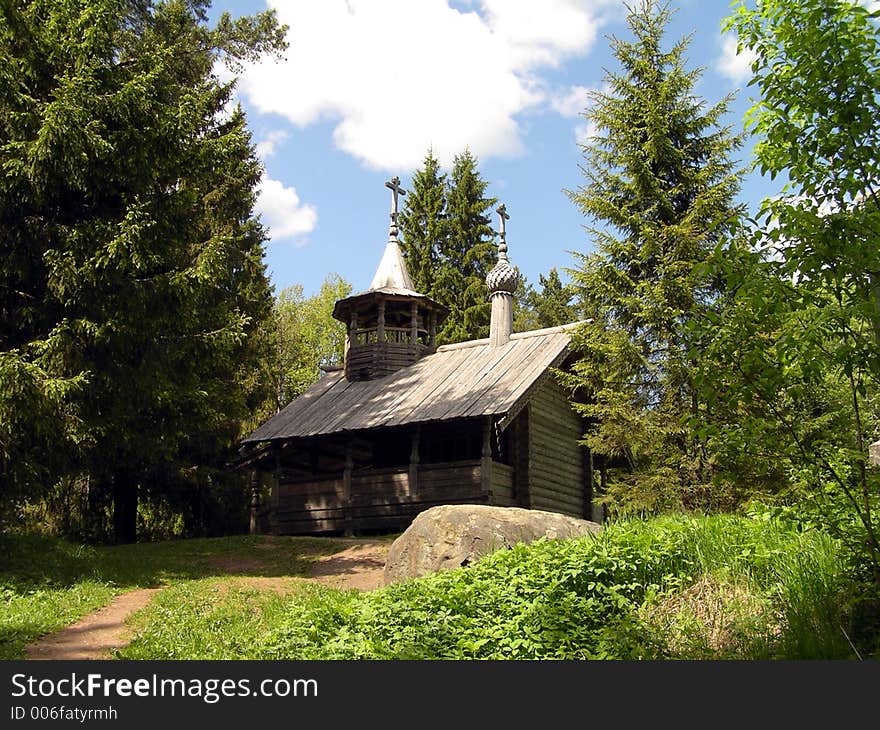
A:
<box><xmin>471</xmin><ymin>334</ymin><xmax>569</xmax><ymax>420</ymax></box>
<box><xmin>330</xmin><ymin>348</ymin><xmax>460</xmax><ymax>433</ymax></box>
<box><xmin>243</xmin><ymin>371</ymin><xmax>344</xmax><ymax>442</ymax></box>
<box><xmin>415</xmin><ymin>338</ymin><xmax>525</xmax><ymax>423</ymax></box>
<box><xmin>497</xmin><ymin>340</ymin><xmax>572</xmax><ymax>430</ymax></box>
<box><xmin>529</xmin><ymin>487</ymin><xmax>583</xmax><ymax>512</ymax></box>
<box><xmin>461</xmin><ymin>335</ymin><xmax>561</xmax><ymax>419</ymax></box>
<box><xmin>382</xmin><ymin>344</ymin><xmax>484</xmax><ymax>425</ymax></box>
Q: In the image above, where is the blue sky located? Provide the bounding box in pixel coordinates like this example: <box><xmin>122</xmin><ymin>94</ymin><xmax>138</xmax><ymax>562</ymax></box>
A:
<box><xmin>209</xmin><ymin>0</ymin><xmax>785</xmax><ymax>297</ymax></box>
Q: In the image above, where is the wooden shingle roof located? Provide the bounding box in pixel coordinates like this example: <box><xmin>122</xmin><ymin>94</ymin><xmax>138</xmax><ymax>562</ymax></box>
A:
<box><xmin>242</xmin><ymin>324</ymin><xmax>577</xmax><ymax>443</ymax></box>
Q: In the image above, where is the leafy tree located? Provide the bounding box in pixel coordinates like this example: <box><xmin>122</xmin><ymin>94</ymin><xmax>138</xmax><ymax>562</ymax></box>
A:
<box><xmin>563</xmin><ymin>0</ymin><xmax>745</xmax><ymax>513</ymax></box>
<box><xmin>0</xmin><ymin>0</ymin><xmax>286</xmax><ymax>541</ymax></box>
<box><xmin>437</xmin><ymin>150</ymin><xmax>498</xmax><ymax>344</ymax></box>
<box><xmin>702</xmin><ymin>0</ymin><xmax>880</xmax><ymax>579</ymax></box>
<box><xmin>268</xmin><ymin>274</ymin><xmax>351</xmax><ymax>413</ymax></box>
<box><xmin>399</xmin><ymin>149</ymin><xmax>446</xmax><ymax>298</ymax></box>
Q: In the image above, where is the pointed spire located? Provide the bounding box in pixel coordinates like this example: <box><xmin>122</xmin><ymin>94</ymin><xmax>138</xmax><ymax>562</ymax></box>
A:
<box><xmin>370</xmin><ymin>176</ymin><xmax>414</xmax><ymax>291</ymax></box>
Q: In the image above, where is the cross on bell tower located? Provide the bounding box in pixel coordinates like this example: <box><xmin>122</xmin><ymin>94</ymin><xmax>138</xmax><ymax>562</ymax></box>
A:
<box><xmin>385</xmin><ymin>175</ymin><xmax>407</xmax><ymax>225</ymax></box>
<box><xmin>331</xmin><ymin>175</ymin><xmax>449</xmax><ymax>380</ymax></box>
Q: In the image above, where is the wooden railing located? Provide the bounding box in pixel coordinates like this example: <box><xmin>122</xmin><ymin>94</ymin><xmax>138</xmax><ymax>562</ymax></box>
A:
<box><xmin>352</xmin><ymin>326</ymin><xmax>428</xmax><ymax>346</ymax></box>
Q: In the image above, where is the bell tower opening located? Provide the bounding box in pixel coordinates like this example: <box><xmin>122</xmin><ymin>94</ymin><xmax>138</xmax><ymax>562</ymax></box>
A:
<box><xmin>331</xmin><ymin>176</ymin><xmax>448</xmax><ymax>381</ymax></box>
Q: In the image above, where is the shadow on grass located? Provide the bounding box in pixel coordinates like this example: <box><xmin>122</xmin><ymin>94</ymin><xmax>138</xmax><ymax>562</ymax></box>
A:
<box><xmin>0</xmin><ymin>531</ymin><xmax>396</xmax><ymax>659</ymax></box>
<box><xmin>0</xmin><ymin>532</ymin><xmax>383</xmax><ymax>591</ymax></box>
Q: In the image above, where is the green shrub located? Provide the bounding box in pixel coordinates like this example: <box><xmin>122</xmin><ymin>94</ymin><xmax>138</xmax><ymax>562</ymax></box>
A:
<box><xmin>257</xmin><ymin>514</ymin><xmax>855</xmax><ymax>660</ymax></box>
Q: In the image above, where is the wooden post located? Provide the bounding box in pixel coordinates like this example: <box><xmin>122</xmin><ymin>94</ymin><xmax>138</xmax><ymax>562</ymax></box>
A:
<box><xmin>481</xmin><ymin>416</ymin><xmax>493</xmax><ymax>500</ymax></box>
<box><xmin>513</xmin><ymin>408</ymin><xmax>530</xmax><ymax>508</ymax></box>
<box><xmin>409</xmin><ymin>425</ymin><xmax>420</xmax><ymax>497</ymax></box>
<box><xmin>377</xmin><ymin>300</ymin><xmax>385</xmax><ymax>344</ymax></box>
<box><xmin>343</xmin><ymin>438</ymin><xmax>354</xmax><ymax>536</ymax></box>
<box><xmin>582</xmin><ymin>444</ymin><xmax>593</xmax><ymax>520</ymax></box>
<box><xmin>429</xmin><ymin>312</ymin><xmax>437</xmax><ymax>349</ymax></box>
<box><xmin>270</xmin><ymin>444</ymin><xmax>282</xmax><ymax>534</ymax></box>
<box><xmin>350</xmin><ymin>311</ymin><xmax>358</xmax><ymax>344</ymax></box>
<box><xmin>410</xmin><ymin>302</ymin><xmax>419</xmax><ymax>345</ymax></box>
<box><xmin>249</xmin><ymin>469</ymin><xmax>260</xmax><ymax>535</ymax></box>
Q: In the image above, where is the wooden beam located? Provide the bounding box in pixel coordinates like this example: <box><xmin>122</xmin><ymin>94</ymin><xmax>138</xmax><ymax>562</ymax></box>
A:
<box><xmin>481</xmin><ymin>416</ymin><xmax>493</xmax><ymax>497</ymax></box>
<box><xmin>270</xmin><ymin>443</ymin><xmax>282</xmax><ymax>533</ymax></box>
<box><xmin>377</xmin><ymin>299</ymin><xmax>386</xmax><ymax>343</ymax></box>
<box><xmin>409</xmin><ymin>425</ymin><xmax>420</xmax><ymax>497</ymax></box>
<box><xmin>582</xmin><ymin>440</ymin><xmax>593</xmax><ymax>520</ymax></box>
<box><xmin>249</xmin><ymin>470</ymin><xmax>260</xmax><ymax>535</ymax></box>
<box><xmin>343</xmin><ymin>437</ymin><xmax>354</xmax><ymax>536</ymax></box>
<box><xmin>410</xmin><ymin>302</ymin><xmax>419</xmax><ymax>344</ymax></box>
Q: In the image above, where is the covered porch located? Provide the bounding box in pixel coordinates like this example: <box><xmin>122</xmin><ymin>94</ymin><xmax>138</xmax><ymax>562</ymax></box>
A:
<box><xmin>254</xmin><ymin>417</ymin><xmax>515</xmax><ymax>535</ymax></box>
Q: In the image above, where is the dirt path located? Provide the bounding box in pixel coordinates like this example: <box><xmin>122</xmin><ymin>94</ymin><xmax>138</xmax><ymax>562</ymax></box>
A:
<box><xmin>25</xmin><ymin>540</ymin><xmax>390</xmax><ymax>661</ymax></box>
<box><xmin>26</xmin><ymin>589</ymin><xmax>162</xmax><ymax>661</ymax></box>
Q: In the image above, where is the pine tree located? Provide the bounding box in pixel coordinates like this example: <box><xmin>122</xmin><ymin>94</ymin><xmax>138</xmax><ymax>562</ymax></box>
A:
<box><xmin>399</xmin><ymin>149</ymin><xmax>446</xmax><ymax>297</ymax></box>
<box><xmin>439</xmin><ymin>150</ymin><xmax>497</xmax><ymax>343</ymax></box>
<box><xmin>564</xmin><ymin>0</ymin><xmax>744</xmax><ymax>513</ymax></box>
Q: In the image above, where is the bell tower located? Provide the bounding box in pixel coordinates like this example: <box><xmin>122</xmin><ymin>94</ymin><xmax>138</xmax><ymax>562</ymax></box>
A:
<box><xmin>332</xmin><ymin>177</ymin><xmax>448</xmax><ymax>381</ymax></box>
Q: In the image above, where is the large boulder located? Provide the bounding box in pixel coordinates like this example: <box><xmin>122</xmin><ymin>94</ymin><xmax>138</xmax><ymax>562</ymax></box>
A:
<box><xmin>383</xmin><ymin>504</ymin><xmax>602</xmax><ymax>585</ymax></box>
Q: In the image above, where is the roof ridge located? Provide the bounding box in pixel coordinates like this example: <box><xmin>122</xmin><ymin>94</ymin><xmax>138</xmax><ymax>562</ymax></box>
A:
<box><xmin>436</xmin><ymin>320</ymin><xmax>586</xmax><ymax>352</ymax></box>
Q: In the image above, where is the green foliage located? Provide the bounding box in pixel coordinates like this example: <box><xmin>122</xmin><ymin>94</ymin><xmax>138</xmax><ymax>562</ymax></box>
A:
<box><xmin>400</xmin><ymin>148</ymin><xmax>497</xmax><ymax>344</ymax></box>
<box><xmin>263</xmin><ymin>274</ymin><xmax>351</xmax><ymax>414</ymax></box>
<box><xmin>564</xmin><ymin>0</ymin><xmax>745</xmax><ymax>513</ymax></box>
<box><xmin>249</xmin><ymin>515</ymin><xmax>857</xmax><ymax>660</ymax></box>
<box><xmin>0</xmin><ymin>0</ymin><xmax>286</xmax><ymax>541</ymax></box>
<box><xmin>701</xmin><ymin>0</ymin><xmax>880</xmax><ymax>579</ymax></box>
<box><xmin>399</xmin><ymin>149</ymin><xmax>446</xmax><ymax>298</ymax></box>
<box><xmin>119</xmin><ymin>579</ymin><xmax>297</xmax><ymax>660</ymax></box>
<box><xmin>516</xmin><ymin>269</ymin><xmax>578</xmax><ymax>331</ymax></box>
<box><xmin>0</xmin><ymin>530</ymin><xmax>349</xmax><ymax>659</ymax></box>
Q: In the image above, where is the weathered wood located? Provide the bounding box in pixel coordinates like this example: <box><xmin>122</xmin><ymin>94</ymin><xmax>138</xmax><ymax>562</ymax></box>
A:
<box><xmin>512</xmin><ymin>408</ymin><xmax>530</xmax><ymax>507</ymax></box>
<box><xmin>409</xmin><ymin>426</ymin><xmax>420</xmax><ymax>495</ymax></box>
<box><xmin>460</xmin><ymin>334</ymin><xmax>550</xmax><ymax>420</ymax></box>
<box><xmin>343</xmin><ymin>439</ymin><xmax>353</xmax><ymax>536</ymax></box>
<box><xmin>527</xmin><ymin>376</ymin><xmax>586</xmax><ymax>518</ymax></box>
<box><xmin>582</xmin><ymin>434</ymin><xmax>593</xmax><ymax>519</ymax></box>
<box><xmin>481</xmin><ymin>417</ymin><xmax>492</xmax><ymax>496</ymax></box>
<box><xmin>489</xmin><ymin>461</ymin><xmax>514</xmax><ymax>506</ymax></box>
<box><xmin>243</xmin><ymin>328</ymin><xmax>572</xmax><ymax>443</ymax></box>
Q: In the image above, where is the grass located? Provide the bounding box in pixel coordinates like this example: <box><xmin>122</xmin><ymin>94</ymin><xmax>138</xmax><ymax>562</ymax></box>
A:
<box><xmin>4</xmin><ymin>514</ymin><xmax>871</xmax><ymax>660</ymax></box>
<box><xmin>116</xmin><ymin>514</ymin><xmax>868</xmax><ymax>660</ymax></box>
<box><xmin>0</xmin><ymin>531</ymin><xmax>353</xmax><ymax>660</ymax></box>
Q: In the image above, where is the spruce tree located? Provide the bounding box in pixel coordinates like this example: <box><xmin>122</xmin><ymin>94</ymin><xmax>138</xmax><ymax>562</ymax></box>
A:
<box><xmin>564</xmin><ymin>0</ymin><xmax>744</xmax><ymax>512</ymax></box>
<box><xmin>399</xmin><ymin>149</ymin><xmax>447</xmax><ymax>297</ymax></box>
<box><xmin>527</xmin><ymin>269</ymin><xmax>577</xmax><ymax>328</ymax></box>
<box><xmin>439</xmin><ymin>150</ymin><xmax>497</xmax><ymax>343</ymax></box>
<box><xmin>0</xmin><ymin>0</ymin><xmax>285</xmax><ymax>540</ymax></box>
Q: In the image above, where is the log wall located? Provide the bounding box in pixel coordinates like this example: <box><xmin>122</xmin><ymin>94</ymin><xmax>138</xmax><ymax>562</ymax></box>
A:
<box><xmin>527</xmin><ymin>376</ymin><xmax>590</xmax><ymax>518</ymax></box>
<box><xmin>271</xmin><ymin>460</ymin><xmax>485</xmax><ymax>534</ymax></box>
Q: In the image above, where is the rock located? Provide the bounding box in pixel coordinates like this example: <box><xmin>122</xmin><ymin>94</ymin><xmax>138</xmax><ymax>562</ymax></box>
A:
<box><xmin>382</xmin><ymin>504</ymin><xmax>602</xmax><ymax>585</ymax></box>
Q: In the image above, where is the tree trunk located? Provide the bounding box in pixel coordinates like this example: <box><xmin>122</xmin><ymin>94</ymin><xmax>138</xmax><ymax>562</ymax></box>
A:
<box><xmin>113</xmin><ymin>471</ymin><xmax>137</xmax><ymax>544</ymax></box>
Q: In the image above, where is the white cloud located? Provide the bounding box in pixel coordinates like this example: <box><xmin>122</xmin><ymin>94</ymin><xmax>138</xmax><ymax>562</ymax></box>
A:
<box><xmin>574</xmin><ymin>119</ymin><xmax>599</xmax><ymax>146</ymax></box>
<box><xmin>716</xmin><ymin>35</ymin><xmax>758</xmax><ymax>85</ymax></box>
<box><xmin>256</xmin><ymin>176</ymin><xmax>318</xmax><ymax>246</ymax></box>
<box><xmin>236</xmin><ymin>0</ymin><xmax>607</xmax><ymax>170</ymax></box>
<box><xmin>860</xmin><ymin>0</ymin><xmax>880</xmax><ymax>11</ymax></box>
<box><xmin>255</xmin><ymin>130</ymin><xmax>289</xmax><ymax>160</ymax></box>
<box><xmin>551</xmin><ymin>85</ymin><xmax>594</xmax><ymax>118</ymax></box>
